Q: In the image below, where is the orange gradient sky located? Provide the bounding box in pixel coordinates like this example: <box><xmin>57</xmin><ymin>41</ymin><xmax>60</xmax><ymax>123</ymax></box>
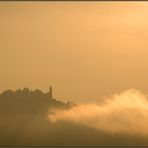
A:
<box><xmin>1</xmin><ymin>2</ymin><xmax>148</xmax><ymax>103</ymax></box>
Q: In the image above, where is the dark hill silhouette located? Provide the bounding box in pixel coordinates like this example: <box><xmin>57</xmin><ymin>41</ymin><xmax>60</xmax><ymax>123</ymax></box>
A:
<box><xmin>0</xmin><ymin>87</ymin><xmax>148</xmax><ymax>146</ymax></box>
<box><xmin>0</xmin><ymin>87</ymin><xmax>72</xmax><ymax>117</ymax></box>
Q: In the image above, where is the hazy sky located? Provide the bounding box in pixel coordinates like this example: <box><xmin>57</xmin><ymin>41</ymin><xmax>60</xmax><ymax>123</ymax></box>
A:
<box><xmin>1</xmin><ymin>2</ymin><xmax>148</xmax><ymax>103</ymax></box>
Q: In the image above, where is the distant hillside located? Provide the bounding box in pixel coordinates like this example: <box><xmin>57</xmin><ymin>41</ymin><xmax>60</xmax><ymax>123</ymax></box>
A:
<box><xmin>0</xmin><ymin>87</ymin><xmax>74</xmax><ymax>118</ymax></box>
<box><xmin>1</xmin><ymin>87</ymin><xmax>148</xmax><ymax>146</ymax></box>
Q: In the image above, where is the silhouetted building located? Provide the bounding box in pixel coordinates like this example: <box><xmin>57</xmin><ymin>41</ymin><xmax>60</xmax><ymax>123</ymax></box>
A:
<box><xmin>49</xmin><ymin>85</ymin><xmax>53</xmax><ymax>99</ymax></box>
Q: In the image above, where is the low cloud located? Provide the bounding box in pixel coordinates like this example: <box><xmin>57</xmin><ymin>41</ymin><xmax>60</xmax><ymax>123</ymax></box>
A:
<box><xmin>48</xmin><ymin>89</ymin><xmax>148</xmax><ymax>135</ymax></box>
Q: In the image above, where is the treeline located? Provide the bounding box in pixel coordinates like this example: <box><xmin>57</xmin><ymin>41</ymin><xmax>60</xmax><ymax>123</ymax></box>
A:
<box><xmin>0</xmin><ymin>88</ymin><xmax>73</xmax><ymax>117</ymax></box>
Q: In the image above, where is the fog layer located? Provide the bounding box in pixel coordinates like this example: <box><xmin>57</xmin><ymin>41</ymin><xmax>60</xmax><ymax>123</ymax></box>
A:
<box><xmin>48</xmin><ymin>89</ymin><xmax>148</xmax><ymax>135</ymax></box>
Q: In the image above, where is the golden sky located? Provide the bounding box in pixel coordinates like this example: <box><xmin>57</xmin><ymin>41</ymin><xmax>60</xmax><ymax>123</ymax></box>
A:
<box><xmin>1</xmin><ymin>2</ymin><xmax>148</xmax><ymax>103</ymax></box>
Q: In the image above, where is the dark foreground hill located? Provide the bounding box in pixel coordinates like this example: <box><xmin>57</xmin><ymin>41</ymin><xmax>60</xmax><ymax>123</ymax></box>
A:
<box><xmin>0</xmin><ymin>87</ymin><xmax>70</xmax><ymax>117</ymax></box>
<box><xmin>0</xmin><ymin>88</ymin><xmax>148</xmax><ymax>146</ymax></box>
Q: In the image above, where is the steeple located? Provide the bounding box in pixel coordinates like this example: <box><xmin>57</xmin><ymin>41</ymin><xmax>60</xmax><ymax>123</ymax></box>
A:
<box><xmin>49</xmin><ymin>85</ymin><xmax>53</xmax><ymax>99</ymax></box>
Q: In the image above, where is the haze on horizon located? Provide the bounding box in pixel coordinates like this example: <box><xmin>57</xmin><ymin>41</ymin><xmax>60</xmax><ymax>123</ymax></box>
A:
<box><xmin>1</xmin><ymin>2</ymin><xmax>148</xmax><ymax>103</ymax></box>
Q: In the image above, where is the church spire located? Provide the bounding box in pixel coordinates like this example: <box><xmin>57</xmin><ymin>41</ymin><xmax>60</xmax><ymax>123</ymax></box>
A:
<box><xmin>49</xmin><ymin>85</ymin><xmax>53</xmax><ymax>99</ymax></box>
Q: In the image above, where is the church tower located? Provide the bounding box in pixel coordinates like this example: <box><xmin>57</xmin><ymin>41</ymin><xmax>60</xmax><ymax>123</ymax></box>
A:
<box><xmin>49</xmin><ymin>85</ymin><xmax>53</xmax><ymax>99</ymax></box>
